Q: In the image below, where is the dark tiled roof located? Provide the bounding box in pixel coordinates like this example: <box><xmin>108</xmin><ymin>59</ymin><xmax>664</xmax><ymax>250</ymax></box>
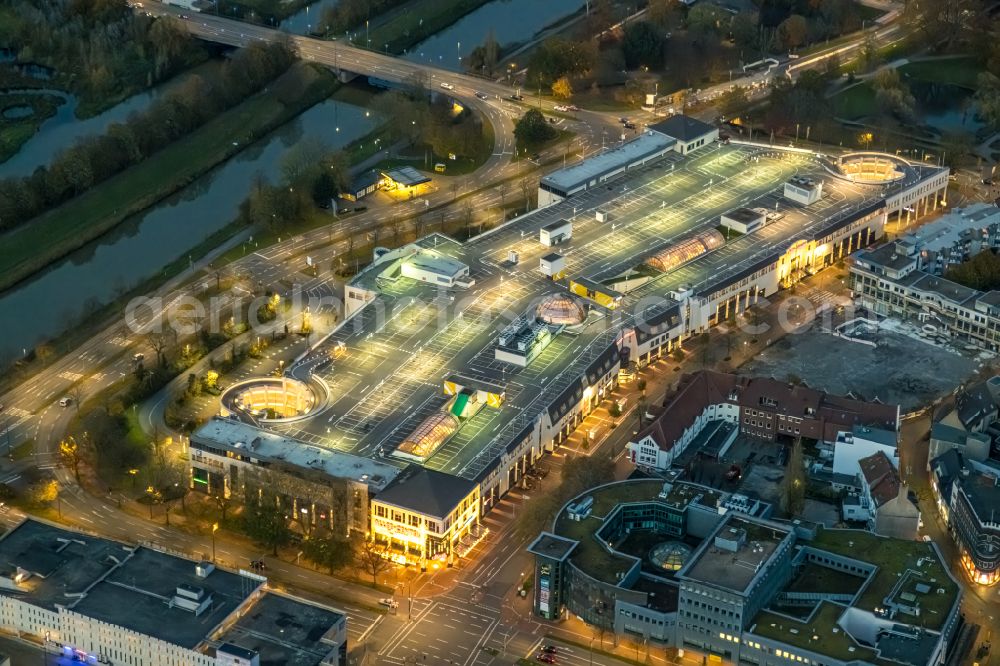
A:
<box><xmin>858</xmin><ymin>451</ymin><xmax>900</xmax><ymax>508</ymax></box>
<box><xmin>375</xmin><ymin>466</ymin><xmax>476</xmax><ymax>518</ymax></box>
<box><xmin>636</xmin><ymin>371</ymin><xmax>899</xmax><ymax>451</ymax></box>
<box><xmin>648</xmin><ymin>114</ymin><xmax>716</xmax><ymax>142</ymax></box>
<box><xmin>954</xmin><ymin>380</ymin><xmax>999</xmax><ymax>431</ymax></box>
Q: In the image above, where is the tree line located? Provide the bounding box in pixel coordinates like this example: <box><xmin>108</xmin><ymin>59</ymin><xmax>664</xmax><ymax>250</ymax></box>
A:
<box><xmin>2</xmin><ymin>0</ymin><xmax>202</xmax><ymax>111</ymax></box>
<box><xmin>0</xmin><ymin>39</ymin><xmax>298</xmax><ymax>233</ymax></box>
<box><xmin>319</xmin><ymin>0</ymin><xmax>406</xmax><ymax>36</ymax></box>
<box><xmin>238</xmin><ymin>139</ymin><xmax>352</xmax><ymax>230</ymax></box>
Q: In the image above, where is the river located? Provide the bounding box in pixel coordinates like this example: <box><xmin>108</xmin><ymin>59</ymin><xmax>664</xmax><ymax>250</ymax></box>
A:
<box><xmin>403</xmin><ymin>0</ymin><xmax>586</xmax><ymax>71</ymax></box>
<box><xmin>279</xmin><ymin>0</ymin><xmax>339</xmax><ymax>35</ymax></box>
<box><xmin>0</xmin><ymin>62</ymin><xmax>222</xmax><ymax>179</ymax></box>
<box><xmin>0</xmin><ymin>97</ymin><xmax>377</xmax><ymax>360</ymax></box>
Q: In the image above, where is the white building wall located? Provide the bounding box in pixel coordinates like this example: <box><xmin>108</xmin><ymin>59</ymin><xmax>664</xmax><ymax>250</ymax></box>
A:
<box><xmin>0</xmin><ymin>598</ymin><xmax>216</xmax><ymax>666</ymax></box>
<box><xmin>0</xmin><ymin>595</ymin><xmax>60</xmax><ymax>643</ymax></box>
<box><xmin>832</xmin><ymin>433</ymin><xmax>898</xmax><ymax>476</ymax></box>
<box><xmin>628</xmin><ymin>402</ymin><xmax>739</xmax><ymax>469</ymax></box>
<box><xmin>537</xmin><ymin>188</ymin><xmax>566</xmax><ymax>208</ymax></box>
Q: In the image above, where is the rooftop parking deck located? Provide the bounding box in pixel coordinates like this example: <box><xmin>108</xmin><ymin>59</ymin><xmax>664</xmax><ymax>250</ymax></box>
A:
<box><xmin>280</xmin><ymin>145</ymin><xmax>933</xmax><ymax>497</ymax></box>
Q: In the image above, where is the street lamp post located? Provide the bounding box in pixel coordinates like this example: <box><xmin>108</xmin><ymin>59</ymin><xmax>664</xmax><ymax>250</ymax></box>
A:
<box><xmin>212</xmin><ymin>522</ymin><xmax>219</xmax><ymax>562</ymax></box>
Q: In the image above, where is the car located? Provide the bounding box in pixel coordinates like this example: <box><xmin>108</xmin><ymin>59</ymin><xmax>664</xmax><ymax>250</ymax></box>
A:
<box><xmin>566</xmin><ymin>104</ymin><xmax>579</xmax><ymax>111</ymax></box>
<box><xmin>378</xmin><ymin>598</ymin><xmax>399</xmax><ymax>609</ymax></box>
<box><xmin>553</xmin><ymin>104</ymin><xmax>568</xmax><ymax>112</ymax></box>
<box><xmin>475</xmin><ymin>91</ymin><xmax>489</xmax><ymax>100</ymax></box>
<box><xmin>541</xmin><ymin>645</ymin><xmax>557</xmax><ymax>654</ymax></box>
<box><xmin>618</xmin><ymin>117</ymin><xmax>629</xmax><ymax>124</ymax></box>
<box><xmin>434</xmin><ymin>163</ymin><xmax>447</xmax><ymax>173</ymax></box>
<box><xmin>510</xmin><ymin>94</ymin><xmax>524</xmax><ymax>101</ymax></box>
<box><xmin>179</xmin><ymin>13</ymin><xmax>189</xmax><ymax>19</ymax></box>
<box><xmin>59</xmin><ymin>397</ymin><xmax>72</xmax><ymax>407</ymax></box>
<box><xmin>623</xmin><ymin>121</ymin><xmax>636</xmax><ymax>129</ymax></box>
<box><xmin>439</xmin><ymin>82</ymin><xmax>455</xmax><ymax>90</ymax></box>
<box><xmin>536</xmin><ymin>654</ymin><xmax>557</xmax><ymax>664</ymax></box>
<box><xmin>133</xmin><ymin>352</ymin><xmax>145</xmax><ymax>362</ymax></box>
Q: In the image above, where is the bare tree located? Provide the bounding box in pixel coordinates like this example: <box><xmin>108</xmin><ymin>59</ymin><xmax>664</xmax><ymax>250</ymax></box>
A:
<box><xmin>146</xmin><ymin>332</ymin><xmax>170</xmax><ymax>368</ymax></box>
<box><xmin>67</xmin><ymin>384</ymin><xmax>83</xmax><ymax>413</ymax></box>
<box><xmin>463</xmin><ymin>202</ymin><xmax>476</xmax><ymax>238</ymax></box>
<box><xmin>213</xmin><ymin>493</ymin><xmax>235</xmax><ymax>522</ymax></box>
<box><xmin>520</xmin><ymin>176</ymin><xmax>533</xmax><ymax>213</ymax></box>
<box><xmin>357</xmin><ymin>538</ymin><xmax>393</xmax><ymax>585</ymax></box>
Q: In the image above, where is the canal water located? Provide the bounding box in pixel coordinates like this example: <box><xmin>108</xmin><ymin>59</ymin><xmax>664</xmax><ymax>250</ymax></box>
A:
<box><xmin>279</xmin><ymin>0</ymin><xmax>340</xmax><ymax>35</ymax></box>
<box><xmin>0</xmin><ymin>97</ymin><xmax>377</xmax><ymax>359</ymax></box>
<box><xmin>0</xmin><ymin>62</ymin><xmax>222</xmax><ymax>179</ymax></box>
<box><xmin>403</xmin><ymin>0</ymin><xmax>586</xmax><ymax>71</ymax></box>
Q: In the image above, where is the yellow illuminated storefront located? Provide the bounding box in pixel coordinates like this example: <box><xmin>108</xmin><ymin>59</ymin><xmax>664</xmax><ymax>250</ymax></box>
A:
<box><xmin>961</xmin><ymin>550</ymin><xmax>1000</xmax><ymax>586</ymax></box>
<box><xmin>370</xmin><ymin>467</ymin><xmax>482</xmax><ymax>569</ymax></box>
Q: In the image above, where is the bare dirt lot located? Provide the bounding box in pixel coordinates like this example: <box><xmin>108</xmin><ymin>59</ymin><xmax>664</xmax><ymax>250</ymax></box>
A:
<box><xmin>740</xmin><ymin>327</ymin><xmax>981</xmax><ymax>412</ymax></box>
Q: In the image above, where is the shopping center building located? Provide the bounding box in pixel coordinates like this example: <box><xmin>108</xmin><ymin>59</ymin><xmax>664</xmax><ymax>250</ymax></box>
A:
<box><xmin>190</xmin><ymin>128</ymin><xmax>949</xmax><ymax>569</ymax></box>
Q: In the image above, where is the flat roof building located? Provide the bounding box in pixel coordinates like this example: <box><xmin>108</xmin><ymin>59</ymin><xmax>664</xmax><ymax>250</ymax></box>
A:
<box><xmin>679</xmin><ymin>515</ymin><xmax>793</xmax><ymax>595</ymax></box>
<box><xmin>381</xmin><ymin>166</ymin><xmax>431</xmax><ymax>188</ymax></box>
<box><xmin>190</xmin><ymin>417</ymin><xmax>401</xmax><ymax>536</ymax></box>
<box><xmin>529</xmin><ymin>479</ymin><xmax>961</xmax><ymax>666</ymax></box>
<box><xmin>538</xmin><ymin>132</ymin><xmax>676</xmax><ymax>206</ymax></box>
<box><xmin>274</xmin><ymin>143</ymin><xmax>947</xmax><ymax>585</ymax></box>
<box><xmin>212</xmin><ymin>592</ymin><xmax>348</xmax><ymax>666</ymax></box>
<box><xmin>0</xmin><ymin>519</ymin><xmax>349</xmax><ymax>666</ymax></box>
<box><xmin>400</xmin><ymin>251</ymin><xmax>472</xmax><ymax>287</ymax></box>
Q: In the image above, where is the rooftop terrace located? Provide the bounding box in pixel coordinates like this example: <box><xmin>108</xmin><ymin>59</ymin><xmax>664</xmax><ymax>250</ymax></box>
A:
<box><xmin>754</xmin><ymin>602</ymin><xmax>879</xmax><ymax>663</ymax></box>
<box><xmin>681</xmin><ymin>516</ymin><xmax>790</xmax><ymax>594</ymax></box>
<box><xmin>809</xmin><ymin>528</ymin><xmax>958</xmax><ymax>631</ymax></box>
<box><xmin>552</xmin><ymin>480</ymin><xmax>723</xmax><ymax>584</ymax></box>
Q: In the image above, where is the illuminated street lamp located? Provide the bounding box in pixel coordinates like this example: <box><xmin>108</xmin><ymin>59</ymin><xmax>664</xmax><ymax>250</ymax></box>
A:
<box><xmin>211</xmin><ymin>522</ymin><xmax>219</xmax><ymax>563</ymax></box>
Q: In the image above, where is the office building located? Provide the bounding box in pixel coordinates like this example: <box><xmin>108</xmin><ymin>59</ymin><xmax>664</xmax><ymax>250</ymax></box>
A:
<box><xmin>0</xmin><ymin>519</ymin><xmax>347</xmax><ymax>666</ymax></box>
<box><xmin>528</xmin><ymin>479</ymin><xmax>962</xmax><ymax>666</ymax></box>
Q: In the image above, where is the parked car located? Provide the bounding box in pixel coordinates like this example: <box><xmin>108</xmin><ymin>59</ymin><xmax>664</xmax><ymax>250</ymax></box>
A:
<box><xmin>618</xmin><ymin>117</ymin><xmax>629</xmax><ymax>125</ymax></box>
<box><xmin>510</xmin><ymin>94</ymin><xmax>524</xmax><ymax>101</ymax></box>
<box><xmin>439</xmin><ymin>82</ymin><xmax>455</xmax><ymax>90</ymax></box>
<box><xmin>379</xmin><ymin>598</ymin><xmax>399</xmax><ymax>609</ymax></box>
